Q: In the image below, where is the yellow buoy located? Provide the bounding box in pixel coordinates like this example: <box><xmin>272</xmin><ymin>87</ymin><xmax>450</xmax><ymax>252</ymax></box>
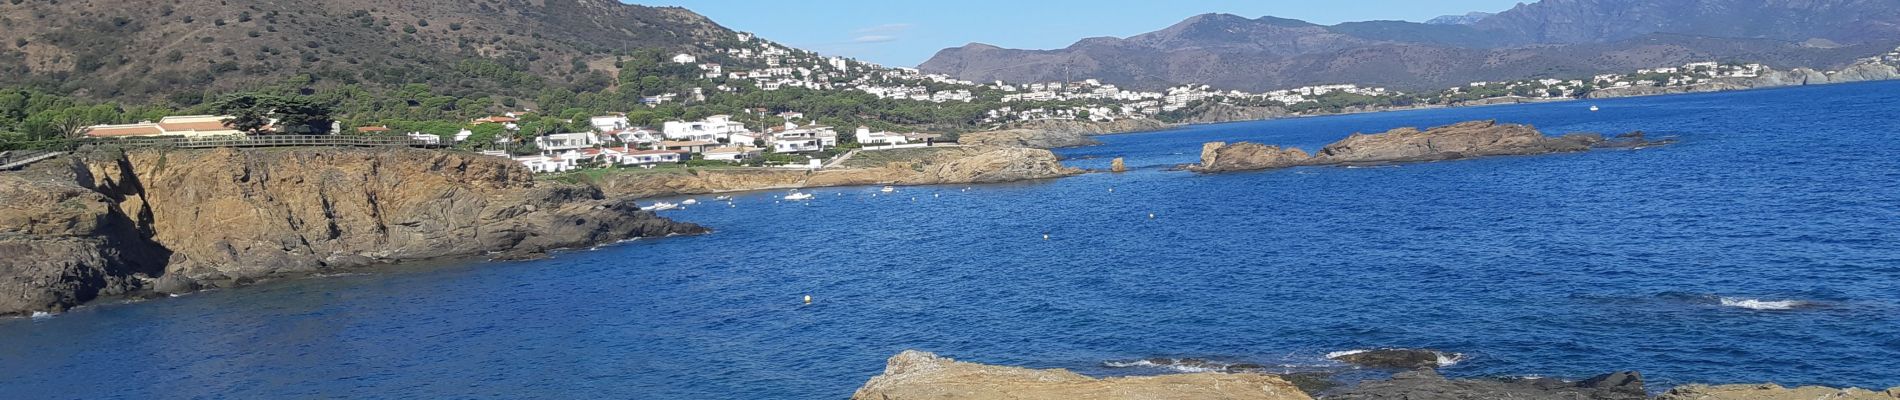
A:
<box><xmin>803</xmin><ymin>295</ymin><xmax>812</xmax><ymax>305</ymax></box>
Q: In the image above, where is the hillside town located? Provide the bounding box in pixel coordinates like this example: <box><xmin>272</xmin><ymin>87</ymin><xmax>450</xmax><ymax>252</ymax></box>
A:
<box><xmin>64</xmin><ymin>33</ymin><xmax>1900</xmax><ymax>175</ymax></box>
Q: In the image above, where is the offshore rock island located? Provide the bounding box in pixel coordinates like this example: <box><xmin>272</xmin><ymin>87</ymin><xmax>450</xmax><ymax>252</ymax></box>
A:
<box><xmin>1192</xmin><ymin>120</ymin><xmax>1668</xmax><ymax>173</ymax></box>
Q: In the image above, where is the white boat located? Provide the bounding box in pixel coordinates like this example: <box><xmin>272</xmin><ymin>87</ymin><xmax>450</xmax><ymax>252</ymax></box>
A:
<box><xmin>881</xmin><ymin>186</ymin><xmax>896</xmax><ymax>193</ymax></box>
<box><xmin>1590</xmin><ymin>105</ymin><xmax>1600</xmax><ymax>112</ymax></box>
<box><xmin>714</xmin><ymin>195</ymin><xmax>732</xmax><ymax>201</ymax></box>
<box><xmin>641</xmin><ymin>202</ymin><xmax>679</xmax><ymax>211</ymax></box>
<box><xmin>783</xmin><ymin>192</ymin><xmax>815</xmax><ymax>201</ymax></box>
<box><xmin>682</xmin><ymin>199</ymin><xmax>700</xmax><ymax>205</ymax></box>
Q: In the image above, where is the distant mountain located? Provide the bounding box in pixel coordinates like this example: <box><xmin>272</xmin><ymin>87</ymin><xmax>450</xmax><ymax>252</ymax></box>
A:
<box><xmin>0</xmin><ymin>0</ymin><xmax>736</xmax><ymax>102</ymax></box>
<box><xmin>1426</xmin><ymin>12</ymin><xmax>1494</xmax><ymax>26</ymax></box>
<box><xmin>920</xmin><ymin>0</ymin><xmax>1900</xmax><ymax>91</ymax></box>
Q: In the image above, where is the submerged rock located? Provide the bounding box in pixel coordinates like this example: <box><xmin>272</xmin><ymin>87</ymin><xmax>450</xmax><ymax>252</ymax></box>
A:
<box><xmin>1328</xmin><ymin>368</ymin><xmax>1647</xmax><ymax>400</ymax></box>
<box><xmin>851</xmin><ymin>350</ymin><xmax>1313</xmax><ymax>400</ymax></box>
<box><xmin>1658</xmin><ymin>383</ymin><xmax>1900</xmax><ymax>400</ymax></box>
<box><xmin>1328</xmin><ymin>349</ymin><xmax>1459</xmax><ymax>369</ymax></box>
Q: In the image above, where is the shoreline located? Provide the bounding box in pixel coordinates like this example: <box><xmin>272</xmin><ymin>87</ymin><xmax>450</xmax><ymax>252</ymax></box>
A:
<box><xmin>1083</xmin><ymin>76</ymin><xmax>1900</xmax><ymax>138</ymax></box>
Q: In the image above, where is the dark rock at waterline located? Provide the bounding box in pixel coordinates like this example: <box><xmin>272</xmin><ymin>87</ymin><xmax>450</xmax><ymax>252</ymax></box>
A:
<box><xmin>1328</xmin><ymin>368</ymin><xmax>1647</xmax><ymax>400</ymax></box>
<box><xmin>1329</xmin><ymin>349</ymin><xmax>1453</xmax><ymax>369</ymax></box>
<box><xmin>151</xmin><ymin>274</ymin><xmax>199</xmax><ymax>294</ymax></box>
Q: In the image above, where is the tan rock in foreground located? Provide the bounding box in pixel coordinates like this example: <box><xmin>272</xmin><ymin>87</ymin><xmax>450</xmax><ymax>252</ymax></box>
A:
<box><xmin>850</xmin><ymin>350</ymin><xmax>1313</xmax><ymax>400</ymax></box>
<box><xmin>1658</xmin><ymin>383</ymin><xmax>1900</xmax><ymax>400</ymax></box>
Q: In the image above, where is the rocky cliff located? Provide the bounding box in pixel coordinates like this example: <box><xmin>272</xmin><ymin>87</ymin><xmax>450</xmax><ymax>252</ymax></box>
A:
<box><xmin>850</xmin><ymin>351</ymin><xmax>1312</xmax><ymax>400</ymax></box>
<box><xmin>1007</xmin><ymin>119</ymin><xmax>1172</xmax><ymax>135</ymax></box>
<box><xmin>0</xmin><ymin>147</ymin><xmax>704</xmax><ymax>315</ymax></box>
<box><xmin>596</xmin><ymin>146</ymin><xmax>1080</xmax><ymax>199</ymax></box>
<box><xmin>1658</xmin><ymin>383</ymin><xmax>1900</xmax><ymax>400</ymax></box>
<box><xmin>1191</xmin><ymin>120</ymin><xmax>1643</xmax><ymax>173</ymax></box>
<box><xmin>957</xmin><ymin>129</ymin><xmax>1101</xmax><ymax>149</ymax></box>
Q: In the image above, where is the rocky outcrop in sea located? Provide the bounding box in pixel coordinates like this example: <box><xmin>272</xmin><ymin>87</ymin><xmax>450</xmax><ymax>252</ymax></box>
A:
<box><xmin>1191</xmin><ymin>120</ymin><xmax>1666</xmax><ymax>173</ymax></box>
<box><xmin>854</xmin><ymin>351</ymin><xmax>1900</xmax><ymax>400</ymax></box>
<box><xmin>596</xmin><ymin>146</ymin><xmax>1080</xmax><ymax>199</ymax></box>
<box><xmin>850</xmin><ymin>350</ymin><xmax>1313</xmax><ymax>400</ymax></box>
<box><xmin>0</xmin><ymin>147</ymin><xmax>705</xmax><ymax>316</ymax></box>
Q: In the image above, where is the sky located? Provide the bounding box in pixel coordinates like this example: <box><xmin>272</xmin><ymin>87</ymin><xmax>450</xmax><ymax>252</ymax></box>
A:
<box><xmin>630</xmin><ymin>0</ymin><xmax>1528</xmax><ymax>67</ymax></box>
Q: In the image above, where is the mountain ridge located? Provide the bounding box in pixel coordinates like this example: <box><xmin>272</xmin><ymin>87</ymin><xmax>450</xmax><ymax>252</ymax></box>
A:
<box><xmin>920</xmin><ymin>0</ymin><xmax>1900</xmax><ymax>91</ymax></box>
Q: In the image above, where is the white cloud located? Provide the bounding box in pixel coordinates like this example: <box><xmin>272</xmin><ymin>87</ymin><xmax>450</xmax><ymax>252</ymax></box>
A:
<box><xmin>852</xmin><ymin>35</ymin><xmax>899</xmax><ymax>43</ymax></box>
<box><xmin>854</xmin><ymin>23</ymin><xmax>914</xmax><ymax>34</ymax></box>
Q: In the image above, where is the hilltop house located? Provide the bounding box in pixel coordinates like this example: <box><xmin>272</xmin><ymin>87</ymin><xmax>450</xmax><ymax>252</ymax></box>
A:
<box><xmin>590</xmin><ymin>115</ymin><xmax>631</xmax><ymax>132</ymax></box>
<box><xmin>854</xmin><ymin>126</ymin><xmax>909</xmax><ymax>146</ymax></box>
<box><xmin>83</xmin><ymin>115</ymin><xmax>250</xmax><ymax>138</ymax></box>
<box><xmin>535</xmin><ymin>132</ymin><xmax>600</xmax><ymax>155</ymax></box>
<box><xmin>702</xmin><ymin>146</ymin><xmax>763</xmax><ymax>162</ymax></box>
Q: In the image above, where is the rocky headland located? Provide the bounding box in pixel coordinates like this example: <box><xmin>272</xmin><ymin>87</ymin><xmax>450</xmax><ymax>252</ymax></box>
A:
<box><xmin>854</xmin><ymin>351</ymin><xmax>1900</xmax><ymax>400</ymax></box>
<box><xmin>1590</xmin><ymin>63</ymin><xmax>1900</xmax><ymax>99</ymax></box>
<box><xmin>1006</xmin><ymin>118</ymin><xmax>1172</xmax><ymax>136</ymax></box>
<box><xmin>957</xmin><ymin>129</ymin><xmax>1101</xmax><ymax>149</ymax></box>
<box><xmin>594</xmin><ymin>146</ymin><xmax>1080</xmax><ymax>199</ymax></box>
<box><xmin>1191</xmin><ymin>120</ymin><xmax>1668</xmax><ymax>173</ymax></box>
<box><xmin>0</xmin><ymin>147</ymin><xmax>704</xmax><ymax>316</ymax></box>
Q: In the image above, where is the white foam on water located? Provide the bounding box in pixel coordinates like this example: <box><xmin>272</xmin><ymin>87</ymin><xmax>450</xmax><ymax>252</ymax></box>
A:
<box><xmin>1435</xmin><ymin>352</ymin><xmax>1465</xmax><ymax>367</ymax></box>
<box><xmin>1324</xmin><ymin>349</ymin><xmax>1368</xmax><ymax>359</ymax></box>
<box><xmin>29</xmin><ymin>311</ymin><xmax>53</xmax><ymax>320</ymax></box>
<box><xmin>1101</xmin><ymin>359</ymin><xmax>1224</xmax><ymax>373</ymax></box>
<box><xmin>1719</xmin><ymin>297</ymin><xmax>1806</xmax><ymax>310</ymax></box>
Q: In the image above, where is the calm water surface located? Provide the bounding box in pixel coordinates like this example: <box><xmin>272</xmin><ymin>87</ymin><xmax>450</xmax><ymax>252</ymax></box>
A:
<box><xmin>4</xmin><ymin>82</ymin><xmax>1899</xmax><ymax>399</ymax></box>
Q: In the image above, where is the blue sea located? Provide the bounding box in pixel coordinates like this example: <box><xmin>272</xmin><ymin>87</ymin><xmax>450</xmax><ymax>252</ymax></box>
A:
<box><xmin>4</xmin><ymin>81</ymin><xmax>1900</xmax><ymax>399</ymax></box>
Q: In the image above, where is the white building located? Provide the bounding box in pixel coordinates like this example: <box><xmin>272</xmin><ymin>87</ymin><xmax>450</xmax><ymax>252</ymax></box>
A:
<box><xmin>589</xmin><ymin>115</ymin><xmax>630</xmax><ymax>132</ymax></box>
<box><xmin>671</xmin><ymin>54</ymin><xmax>697</xmax><ymax>64</ymax></box>
<box><xmin>662</xmin><ymin>115</ymin><xmax>750</xmax><ymax>142</ymax></box>
<box><xmin>702</xmin><ymin>146</ymin><xmax>763</xmax><ymax>162</ymax></box>
<box><xmin>854</xmin><ymin>126</ymin><xmax>909</xmax><ymax>146</ymax></box>
<box><xmin>535</xmin><ymin>132</ymin><xmax>600</xmax><ymax>154</ymax></box>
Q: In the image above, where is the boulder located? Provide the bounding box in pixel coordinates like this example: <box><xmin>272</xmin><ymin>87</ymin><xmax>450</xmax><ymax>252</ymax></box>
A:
<box><xmin>1328</xmin><ymin>349</ymin><xmax>1457</xmax><ymax>369</ymax></box>
<box><xmin>1658</xmin><ymin>383</ymin><xmax>1900</xmax><ymax>400</ymax></box>
<box><xmin>1191</xmin><ymin>142</ymin><xmax>1312</xmax><ymax>172</ymax></box>
<box><xmin>1110</xmin><ymin>157</ymin><xmax>1127</xmax><ymax>172</ymax></box>
<box><xmin>850</xmin><ymin>350</ymin><xmax>1313</xmax><ymax>400</ymax></box>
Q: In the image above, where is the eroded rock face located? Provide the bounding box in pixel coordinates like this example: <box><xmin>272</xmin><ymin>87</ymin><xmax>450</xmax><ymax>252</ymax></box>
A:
<box><xmin>1193</xmin><ymin>141</ymin><xmax>1314</xmax><ymax>172</ymax></box>
<box><xmin>0</xmin><ymin>147</ymin><xmax>705</xmax><ymax>315</ymax></box>
<box><xmin>1658</xmin><ymin>383</ymin><xmax>1900</xmax><ymax>400</ymax></box>
<box><xmin>1328</xmin><ymin>368</ymin><xmax>1647</xmax><ymax>400</ymax></box>
<box><xmin>851</xmin><ymin>350</ymin><xmax>1313</xmax><ymax>400</ymax></box>
<box><xmin>1192</xmin><ymin>120</ymin><xmax>1639</xmax><ymax>173</ymax></box>
<box><xmin>599</xmin><ymin>146</ymin><xmax>1080</xmax><ymax>199</ymax></box>
<box><xmin>958</xmin><ymin>129</ymin><xmax>1101</xmax><ymax>149</ymax></box>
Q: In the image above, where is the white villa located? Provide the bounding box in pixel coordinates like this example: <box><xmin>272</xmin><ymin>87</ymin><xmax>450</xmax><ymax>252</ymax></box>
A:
<box><xmin>703</xmin><ymin>146</ymin><xmax>763</xmax><ymax>162</ymax></box>
<box><xmin>854</xmin><ymin>126</ymin><xmax>910</xmax><ymax>146</ymax></box>
<box><xmin>769</xmin><ymin>124</ymin><xmax>839</xmax><ymax>153</ymax></box>
<box><xmin>662</xmin><ymin>115</ymin><xmax>751</xmax><ymax>142</ymax></box>
<box><xmin>590</xmin><ymin>115</ymin><xmax>631</xmax><ymax>132</ymax></box>
<box><xmin>534</xmin><ymin>132</ymin><xmax>600</xmax><ymax>155</ymax></box>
